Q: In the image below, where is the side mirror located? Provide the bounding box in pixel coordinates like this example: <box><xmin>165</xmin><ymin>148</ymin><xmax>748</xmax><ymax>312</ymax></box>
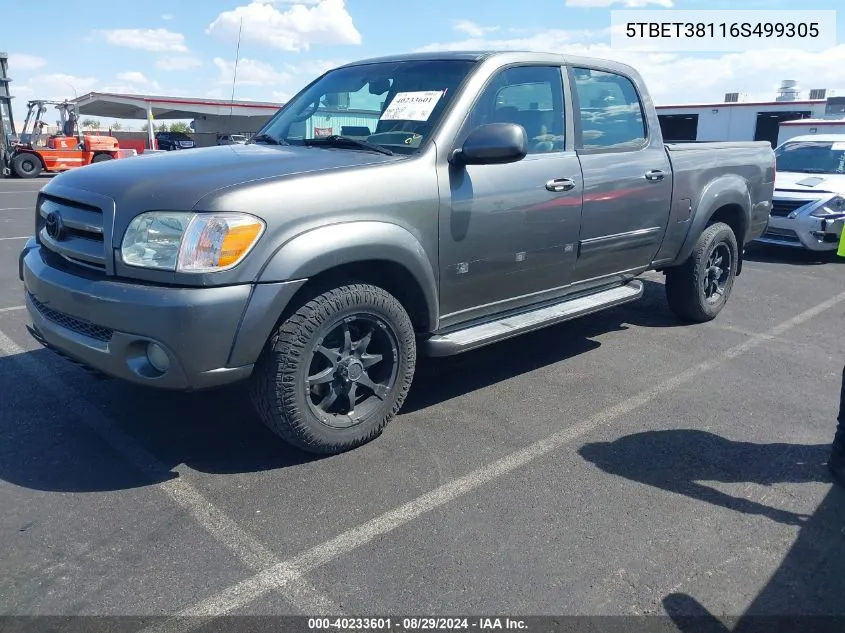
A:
<box><xmin>449</xmin><ymin>122</ymin><xmax>527</xmax><ymax>166</ymax></box>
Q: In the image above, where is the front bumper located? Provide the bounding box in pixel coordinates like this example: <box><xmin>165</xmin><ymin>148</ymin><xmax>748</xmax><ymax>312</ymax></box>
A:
<box><xmin>754</xmin><ymin>213</ymin><xmax>844</xmax><ymax>251</ymax></box>
<box><xmin>19</xmin><ymin>239</ymin><xmax>268</xmax><ymax>390</ymax></box>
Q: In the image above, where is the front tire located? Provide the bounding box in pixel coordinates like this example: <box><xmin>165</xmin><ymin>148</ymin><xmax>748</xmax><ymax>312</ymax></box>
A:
<box><xmin>665</xmin><ymin>221</ymin><xmax>739</xmax><ymax>323</ymax></box>
<box><xmin>91</xmin><ymin>153</ymin><xmax>113</xmax><ymax>163</ymax></box>
<box><xmin>249</xmin><ymin>283</ymin><xmax>417</xmax><ymax>454</ymax></box>
<box><xmin>11</xmin><ymin>153</ymin><xmax>42</xmax><ymax>178</ymax></box>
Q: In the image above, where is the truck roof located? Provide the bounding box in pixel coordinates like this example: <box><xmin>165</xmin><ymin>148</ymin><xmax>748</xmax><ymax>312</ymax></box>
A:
<box><xmin>337</xmin><ymin>50</ymin><xmax>643</xmax><ymax>78</ymax></box>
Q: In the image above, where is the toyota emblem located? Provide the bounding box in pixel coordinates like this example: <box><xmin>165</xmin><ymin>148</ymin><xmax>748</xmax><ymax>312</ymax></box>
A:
<box><xmin>45</xmin><ymin>211</ymin><xmax>63</xmax><ymax>240</ymax></box>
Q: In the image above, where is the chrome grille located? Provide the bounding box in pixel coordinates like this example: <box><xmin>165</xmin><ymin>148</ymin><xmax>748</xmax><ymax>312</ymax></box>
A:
<box><xmin>28</xmin><ymin>292</ymin><xmax>114</xmax><ymax>342</ymax></box>
<box><xmin>770</xmin><ymin>199</ymin><xmax>812</xmax><ymax>217</ymax></box>
<box><xmin>37</xmin><ymin>194</ymin><xmax>106</xmax><ymax>270</ymax></box>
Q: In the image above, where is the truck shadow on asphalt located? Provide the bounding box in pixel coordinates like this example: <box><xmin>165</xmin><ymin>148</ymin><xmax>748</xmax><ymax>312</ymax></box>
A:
<box><xmin>0</xmin><ymin>279</ymin><xmax>705</xmax><ymax>493</ymax></box>
<box><xmin>578</xmin><ymin>430</ymin><xmax>845</xmax><ymax>625</ymax></box>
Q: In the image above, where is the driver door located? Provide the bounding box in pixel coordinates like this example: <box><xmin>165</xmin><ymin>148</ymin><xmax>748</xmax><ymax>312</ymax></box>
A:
<box><xmin>436</xmin><ymin>65</ymin><xmax>584</xmax><ymax>325</ymax></box>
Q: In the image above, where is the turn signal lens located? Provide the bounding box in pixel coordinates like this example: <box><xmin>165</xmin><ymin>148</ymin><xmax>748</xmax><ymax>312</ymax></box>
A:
<box><xmin>177</xmin><ymin>213</ymin><xmax>265</xmax><ymax>272</ymax></box>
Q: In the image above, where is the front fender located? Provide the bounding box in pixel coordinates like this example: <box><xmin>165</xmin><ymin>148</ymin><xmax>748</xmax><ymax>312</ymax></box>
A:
<box><xmin>258</xmin><ymin>220</ymin><xmax>439</xmax><ymax>328</ymax></box>
<box><xmin>672</xmin><ymin>175</ymin><xmax>752</xmax><ymax>265</ymax></box>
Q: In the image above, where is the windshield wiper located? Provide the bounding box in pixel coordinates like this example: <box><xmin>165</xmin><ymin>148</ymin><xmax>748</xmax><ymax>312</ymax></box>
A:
<box><xmin>307</xmin><ymin>135</ymin><xmax>394</xmax><ymax>156</ymax></box>
<box><xmin>250</xmin><ymin>133</ymin><xmax>287</xmax><ymax>145</ymax></box>
<box><xmin>797</xmin><ymin>168</ymin><xmax>830</xmax><ymax>173</ymax></box>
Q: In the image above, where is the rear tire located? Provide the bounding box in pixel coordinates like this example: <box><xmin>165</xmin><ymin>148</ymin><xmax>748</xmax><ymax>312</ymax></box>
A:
<box><xmin>249</xmin><ymin>283</ymin><xmax>417</xmax><ymax>455</ymax></box>
<box><xmin>11</xmin><ymin>153</ymin><xmax>42</xmax><ymax>178</ymax></box>
<box><xmin>91</xmin><ymin>153</ymin><xmax>113</xmax><ymax>163</ymax></box>
<box><xmin>665</xmin><ymin>221</ymin><xmax>739</xmax><ymax>323</ymax></box>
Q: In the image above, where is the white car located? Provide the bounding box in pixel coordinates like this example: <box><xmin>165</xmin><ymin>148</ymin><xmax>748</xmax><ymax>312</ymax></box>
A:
<box><xmin>756</xmin><ymin>134</ymin><xmax>845</xmax><ymax>252</ymax></box>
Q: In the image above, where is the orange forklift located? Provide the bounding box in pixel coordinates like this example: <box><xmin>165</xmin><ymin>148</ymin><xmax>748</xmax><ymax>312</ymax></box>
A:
<box><xmin>5</xmin><ymin>99</ymin><xmax>133</xmax><ymax>178</ymax></box>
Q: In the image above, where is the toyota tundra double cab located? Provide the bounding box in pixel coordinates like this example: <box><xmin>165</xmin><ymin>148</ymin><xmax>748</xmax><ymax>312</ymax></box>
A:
<box><xmin>19</xmin><ymin>51</ymin><xmax>776</xmax><ymax>455</ymax></box>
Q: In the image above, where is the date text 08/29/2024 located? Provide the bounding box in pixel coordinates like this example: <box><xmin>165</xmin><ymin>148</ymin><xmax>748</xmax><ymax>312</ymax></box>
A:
<box><xmin>308</xmin><ymin>617</ymin><xmax>527</xmax><ymax>630</ymax></box>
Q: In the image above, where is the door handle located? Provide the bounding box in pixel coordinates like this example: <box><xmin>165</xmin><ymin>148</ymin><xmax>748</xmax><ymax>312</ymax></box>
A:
<box><xmin>644</xmin><ymin>169</ymin><xmax>665</xmax><ymax>182</ymax></box>
<box><xmin>545</xmin><ymin>178</ymin><xmax>576</xmax><ymax>192</ymax></box>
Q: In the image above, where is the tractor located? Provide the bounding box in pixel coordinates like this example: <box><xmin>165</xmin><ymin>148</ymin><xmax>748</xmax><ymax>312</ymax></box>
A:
<box><xmin>4</xmin><ymin>99</ymin><xmax>133</xmax><ymax>178</ymax></box>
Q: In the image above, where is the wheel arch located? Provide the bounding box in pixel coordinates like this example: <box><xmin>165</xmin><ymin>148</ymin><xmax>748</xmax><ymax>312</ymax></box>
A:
<box><xmin>671</xmin><ymin>176</ymin><xmax>752</xmax><ymax>267</ymax></box>
<box><xmin>257</xmin><ymin>221</ymin><xmax>439</xmax><ymax>334</ymax></box>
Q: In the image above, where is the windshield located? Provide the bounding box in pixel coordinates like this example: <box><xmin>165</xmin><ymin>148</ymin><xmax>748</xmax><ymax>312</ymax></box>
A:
<box><xmin>775</xmin><ymin>140</ymin><xmax>845</xmax><ymax>174</ymax></box>
<box><xmin>253</xmin><ymin>59</ymin><xmax>478</xmax><ymax>153</ymax></box>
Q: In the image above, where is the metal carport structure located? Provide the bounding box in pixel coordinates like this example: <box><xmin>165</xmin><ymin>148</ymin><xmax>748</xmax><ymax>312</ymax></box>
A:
<box><xmin>73</xmin><ymin>92</ymin><xmax>284</xmax><ymax>149</ymax></box>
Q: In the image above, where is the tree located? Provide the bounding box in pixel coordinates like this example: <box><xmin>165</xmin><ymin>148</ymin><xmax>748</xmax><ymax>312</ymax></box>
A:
<box><xmin>110</xmin><ymin>121</ymin><xmax>123</xmax><ymax>131</ymax></box>
<box><xmin>168</xmin><ymin>121</ymin><xmax>191</xmax><ymax>133</ymax></box>
<box><xmin>81</xmin><ymin>118</ymin><xmax>97</xmax><ymax>130</ymax></box>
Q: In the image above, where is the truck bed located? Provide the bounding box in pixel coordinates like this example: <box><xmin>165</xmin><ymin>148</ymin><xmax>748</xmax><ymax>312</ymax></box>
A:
<box><xmin>654</xmin><ymin>140</ymin><xmax>776</xmax><ymax>264</ymax></box>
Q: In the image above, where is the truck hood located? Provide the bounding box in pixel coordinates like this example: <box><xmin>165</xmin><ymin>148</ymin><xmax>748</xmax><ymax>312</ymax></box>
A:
<box><xmin>40</xmin><ymin>143</ymin><xmax>401</xmax><ymax>212</ymax></box>
<box><xmin>774</xmin><ymin>171</ymin><xmax>845</xmax><ymax>198</ymax></box>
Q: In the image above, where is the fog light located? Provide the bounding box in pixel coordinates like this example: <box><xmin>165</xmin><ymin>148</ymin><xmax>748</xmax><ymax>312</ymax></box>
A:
<box><xmin>146</xmin><ymin>342</ymin><xmax>170</xmax><ymax>373</ymax></box>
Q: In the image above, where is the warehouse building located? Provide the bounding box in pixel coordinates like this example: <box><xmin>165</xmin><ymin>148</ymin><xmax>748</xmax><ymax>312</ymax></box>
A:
<box><xmin>656</xmin><ymin>80</ymin><xmax>845</xmax><ymax>148</ymax></box>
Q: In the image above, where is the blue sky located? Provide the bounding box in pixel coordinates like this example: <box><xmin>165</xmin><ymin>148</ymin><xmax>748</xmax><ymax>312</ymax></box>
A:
<box><xmin>4</xmin><ymin>0</ymin><xmax>844</xmax><ymax>129</ymax></box>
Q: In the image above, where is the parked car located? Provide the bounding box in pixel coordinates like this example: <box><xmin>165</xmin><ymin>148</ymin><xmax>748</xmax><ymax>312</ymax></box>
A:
<box><xmin>754</xmin><ymin>134</ymin><xmax>845</xmax><ymax>252</ymax></box>
<box><xmin>217</xmin><ymin>134</ymin><xmax>248</xmax><ymax>145</ymax></box>
<box><xmin>155</xmin><ymin>131</ymin><xmax>196</xmax><ymax>151</ymax></box>
<box><xmin>19</xmin><ymin>51</ymin><xmax>775</xmax><ymax>455</ymax></box>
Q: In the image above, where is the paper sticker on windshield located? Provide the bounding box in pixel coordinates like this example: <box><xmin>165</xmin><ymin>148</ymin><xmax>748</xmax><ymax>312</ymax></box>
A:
<box><xmin>380</xmin><ymin>91</ymin><xmax>444</xmax><ymax>122</ymax></box>
<box><xmin>831</xmin><ymin>142</ymin><xmax>845</xmax><ymax>151</ymax></box>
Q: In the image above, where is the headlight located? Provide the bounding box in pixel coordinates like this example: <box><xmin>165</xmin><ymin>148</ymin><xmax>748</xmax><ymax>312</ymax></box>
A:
<box><xmin>121</xmin><ymin>211</ymin><xmax>265</xmax><ymax>272</ymax></box>
<box><xmin>810</xmin><ymin>196</ymin><xmax>845</xmax><ymax>218</ymax></box>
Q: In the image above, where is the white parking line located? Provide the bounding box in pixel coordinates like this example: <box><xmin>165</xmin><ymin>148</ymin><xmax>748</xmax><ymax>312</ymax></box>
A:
<box><xmin>0</xmin><ymin>305</ymin><xmax>25</xmax><ymax>313</ymax></box>
<box><xmin>0</xmin><ymin>329</ymin><xmax>340</xmax><ymax>616</ymax></box>
<box><xmin>0</xmin><ymin>207</ymin><xmax>32</xmax><ymax>212</ymax></box>
<box><xmin>140</xmin><ymin>288</ymin><xmax>845</xmax><ymax>632</ymax></box>
<box><xmin>0</xmin><ymin>236</ymin><xmax>30</xmax><ymax>241</ymax></box>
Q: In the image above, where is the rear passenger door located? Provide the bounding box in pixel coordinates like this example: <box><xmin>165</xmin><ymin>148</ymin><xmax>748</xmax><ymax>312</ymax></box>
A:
<box><xmin>568</xmin><ymin>65</ymin><xmax>673</xmax><ymax>284</ymax></box>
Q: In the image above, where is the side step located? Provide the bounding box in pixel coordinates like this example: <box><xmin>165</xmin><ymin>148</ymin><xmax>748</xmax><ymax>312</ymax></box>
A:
<box><xmin>424</xmin><ymin>280</ymin><xmax>644</xmax><ymax>357</ymax></box>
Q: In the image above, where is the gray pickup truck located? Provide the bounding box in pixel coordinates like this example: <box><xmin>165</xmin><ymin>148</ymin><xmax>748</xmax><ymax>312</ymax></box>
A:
<box><xmin>19</xmin><ymin>51</ymin><xmax>775</xmax><ymax>454</ymax></box>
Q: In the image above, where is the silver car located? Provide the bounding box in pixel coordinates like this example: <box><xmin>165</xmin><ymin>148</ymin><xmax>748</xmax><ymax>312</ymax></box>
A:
<box><xmin>756</xmin><ymin>134</ymin><xmax>845</xmax><ymax>251</ymax></box>
<box><xmin>217</xmin><ymin>134</ymin><xmax>248</xmax><ymax>146</ymax></box>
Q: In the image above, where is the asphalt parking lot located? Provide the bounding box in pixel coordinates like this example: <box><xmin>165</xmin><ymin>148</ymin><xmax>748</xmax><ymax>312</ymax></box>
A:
<box><xmin>1</xmin><ymin>175</ymin><xmax>844</xmax><ymax>630</ymax></box>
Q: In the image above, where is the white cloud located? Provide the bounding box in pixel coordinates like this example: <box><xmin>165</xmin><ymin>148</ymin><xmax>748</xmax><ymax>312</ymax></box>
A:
<box><xmin>116</xmin><ymin>71</ymin><xmax>149</xmax><ymax>84</ymax></box>
<box><xmin>101</xmin><ymin>28</ymin><xmax>189</xmax><ymax>53</ymax></box>
<box><xmin>161</xmin><ymin>13</ymin><xmax>174</xmax><ymax>20</ymax></box>
<box><xmin>417</xmin><ymin>28</ymin><xmax>606</xmax><ymax>53</ymax></box>
<box><xmin>415</xmin><ymin>29</ymin><xmax>845</xmax><ymax>105</ymax></box>
<box><xmin>566</xmin><ymin>0</ymin><xmax>673</xmax><ymax>6</ymax></box>
<box><xmin>206</xmin><ymin>0</ymin><xmax>361</xmax><ymax>52</ymax></box>
<box><xmin>213</xmin><ymin>57</ymin><xmax>292</xmax><ymax>86</ymax></box>
<box><xmin>7</xmin><ymin>53</ymin><xmax>47</xmax><ymax>71</ymax></box>
<box><xmin>282</xmin><ymin>58</ymin><xmax>346</xmax><ymax>76</ymax></box>
<box><xmin>453</xmin><ymin>20</ymin><xmax>500</xmax><ymax>38</ymax></box>
<box><xmin>102</xmin><ymin>71</ymin><xmax>162</xmax><ymax>94</ymax></box>
<box><xmin>156</xmin><ymin>56</ymin><xmax>203</xmax><ymax>71</ymax></box>
<box><xmin>31</xmin><ymin>73</ymin><xmax>100</xmax><ymax>98</ymax></box>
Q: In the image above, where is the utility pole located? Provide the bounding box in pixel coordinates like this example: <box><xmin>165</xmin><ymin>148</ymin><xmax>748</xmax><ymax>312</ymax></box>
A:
<box><xmin>228</xmin><ymin>17</ymin><xmax>244</xmax><ymax>130</ymax></box>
